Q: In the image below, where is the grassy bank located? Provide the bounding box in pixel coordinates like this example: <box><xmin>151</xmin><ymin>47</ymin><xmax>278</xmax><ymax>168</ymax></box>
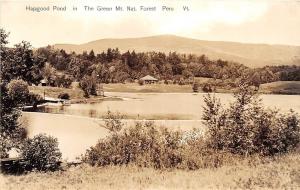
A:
<box><xmin>29</xmin><ymin>86</ymin><xmax>85</xmax><ymax>99</ymax></box>
<box><xmin>260</xmin><ymin>81</ymin><xmax>300</xmax><ymax>95</ymax></box>
<box><xmin>29</xmin><ymin>82</ymin><xmax>300</xmax><ymax>99</ymax></box>
<box><xmin>103</xmin><ymin>83</ymin><xmax>194</xmax><ymax>93</ymax></box>
<box><xmin>2</xmin><ymin>153</ymin><xmax>299</xmax><ymax>190</ymax></box>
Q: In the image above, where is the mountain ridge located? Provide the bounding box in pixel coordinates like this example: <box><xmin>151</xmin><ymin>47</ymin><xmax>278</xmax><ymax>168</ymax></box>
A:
<box><xmin>53</xmin><ymin>35</ymin><xmax>300</xmax><ymax>68</ymax></box>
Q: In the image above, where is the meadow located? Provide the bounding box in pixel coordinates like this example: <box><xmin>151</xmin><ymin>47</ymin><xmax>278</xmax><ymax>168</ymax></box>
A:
<box><xmin>29</xmin><ymin>80</ymin><xmax>300</xmax><ymax>102</ymax></box>
<box><xmin>2</xmin><ymin>153</ymin><xmax>299</xmax><ymax>190</ymax></box>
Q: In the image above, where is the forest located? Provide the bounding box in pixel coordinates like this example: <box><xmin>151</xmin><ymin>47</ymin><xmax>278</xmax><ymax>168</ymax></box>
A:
<box><xmin>1</xmin><ymin>28</ymin><xmax>300</xmax><ymax>91</ymax></box>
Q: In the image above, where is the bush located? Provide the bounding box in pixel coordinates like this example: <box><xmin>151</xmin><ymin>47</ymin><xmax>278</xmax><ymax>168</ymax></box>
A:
<box><xmin>21</xmin><ymin>134</ymin><xmax>62</xmax><ymax>171</ymax></box>
<box><xmin>83</xmin><ymin>120</ymin><xmax>244</xmax><ymax>170</ymax></box>
<box><xmin>103</xmin><ymin>111</ymin><xmax>124</xmax><ymax>133</ymax></box>
<box><xmin>7</xmin><ymin>79</ymin><xmax>29</xmax><ymax>105</ymax></box>
<box><xmin>202</xmin><ymin>83</ymin><xmax>213</xmax><ymax>92</ymax></box>
<box><xmin>26</xmin><ymin>92</ymin><xmax>43</xmax><ymax>107</ymax></box>
<box><xmin>138</xmin><ymin>79</ymin><xmax>144</xmax><ymax>86</ymax></box>
<box><xmin>83</xmin><ymin>121</ymin><xmax>184</xmax><ymax>169</ymax></box>
<box><xmin>178</xmin><ymin>79</ymin><xmax>185</xmax><ymax>85</ymax></box>
<box><xmin>58</xmin><ymin>93</ymin><xmax>70</xmax><ymax>100</ymax></box>
<box><xmin>192</xmin><ymin>82</ymin><xmax>199</xmax><ymax>92</ymax></box>
<box><xmin>54</xmin><ymin>75</ymin><xmax>73</xmax><ymax>88</ymax></box>
<box><xmin>79</xmin><ymin>75</ymin><xmax>97</xmax><ymax>98</ymax></box>
<box><xmin>202</xmin><ymin>83</ymin><xmax>300</xmax><ymax>156</ymax></box>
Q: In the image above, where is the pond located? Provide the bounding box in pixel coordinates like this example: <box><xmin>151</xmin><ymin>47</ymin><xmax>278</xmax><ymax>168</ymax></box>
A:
<box><xmin>24</xmin><ymin>92</ymin><xmax>300</xmax><ymax>161</ymax></box>
<box><xmin>41</xmin><ymin>92</ymin><xmax>300</xmax><ymax>120</ymax></box>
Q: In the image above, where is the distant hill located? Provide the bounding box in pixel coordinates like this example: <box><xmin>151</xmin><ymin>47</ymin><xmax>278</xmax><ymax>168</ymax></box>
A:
<box><xmin>53</xmin><ymin>35</ymin><xmax>300</xmax><ymax>68</ymax></box>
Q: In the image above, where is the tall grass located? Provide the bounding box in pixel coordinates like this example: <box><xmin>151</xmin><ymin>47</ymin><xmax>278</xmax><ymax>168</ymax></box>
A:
<box><xmin>3</xmin><ymin>154</ymin><xmax>300</xmax><ymax>190</ymax></box>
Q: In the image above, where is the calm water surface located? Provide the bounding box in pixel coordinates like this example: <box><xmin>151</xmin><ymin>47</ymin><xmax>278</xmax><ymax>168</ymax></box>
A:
<box><xmin>43</xmin><ymin>92</ymin><xmax>300</xmax><ymax>119</ymax></box>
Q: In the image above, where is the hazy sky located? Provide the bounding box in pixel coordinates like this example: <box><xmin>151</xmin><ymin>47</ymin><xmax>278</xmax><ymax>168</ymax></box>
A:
<box><xmin>1</xmin><ymin>0</ymin><xmax>300</xmax><ymax>47</ymax></box>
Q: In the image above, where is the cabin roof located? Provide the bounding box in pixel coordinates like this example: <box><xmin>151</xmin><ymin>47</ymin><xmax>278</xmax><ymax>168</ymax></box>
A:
<box><xmin>40</xmin><ymin>79</ymin><xmax>48</xmax><ymax>83</ymax></box>
<box><xmin>140</xmin><ymin>75</ymin><xmax>158</xmax><ymax>81</ymax></box>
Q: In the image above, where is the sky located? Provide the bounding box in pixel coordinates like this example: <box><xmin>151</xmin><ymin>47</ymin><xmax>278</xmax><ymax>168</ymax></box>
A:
<box><xmin>1</xmin><ymin>0</ymin><xmax>300</xmax><ymax>47</ymax></box>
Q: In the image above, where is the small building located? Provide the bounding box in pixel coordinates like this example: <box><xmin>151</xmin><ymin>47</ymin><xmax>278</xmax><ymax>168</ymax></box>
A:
<box><xmin>40</xmin><ymin>79</ymin><xmax>48</xmax><ymax>86</ymax></box>
<box><xmin>140</xmin><ymin>75</ymin><xmax>158</xmax><ymax>84</ymax></box>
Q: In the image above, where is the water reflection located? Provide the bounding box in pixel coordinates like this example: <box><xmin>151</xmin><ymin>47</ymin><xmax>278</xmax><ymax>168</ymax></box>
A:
<box><xmin>35</xmin><ymin>93</ymin><xmax>300</xmax><ymax>120</ymax></box>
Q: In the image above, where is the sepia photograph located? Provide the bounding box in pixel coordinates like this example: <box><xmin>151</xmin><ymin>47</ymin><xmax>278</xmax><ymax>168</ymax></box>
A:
<box><xmin>0</xmin><ymin>0</ymin><xmax>300</xmax><ymax>189</ymax></box>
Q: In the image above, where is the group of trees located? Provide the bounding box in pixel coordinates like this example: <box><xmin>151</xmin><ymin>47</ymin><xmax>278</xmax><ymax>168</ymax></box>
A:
<box><xmin>266</xmin><ymin>65</ymin><xmax>300</xmax><ymax>81</ymax></box>
<box><xmin>1</xmin><ymin>29</ymin><xmax>27</xmax><ymax>158</ymax></box>
<box><xmin>1</xmin><ymin>29</ymin><xmax>61</xmax><ymax>172</ymax></box>
<box><xmin>202</xmin><ymin>82</ymin><xmax>300</xmax><ymax>156</ymax></box>
<box><xmin>1</xmin><ymin>40</ymin><xmax>45</xmax><ymax>85</ymax></box>
<box><xmin>35</xmin><ymin>46</ymin><xmax>300</xmax><ymax>91</ymax></box>
<box><xmin>36</xmin><ymin>46</ymin><xmax>250</xmax><ymax>84</ymax></box>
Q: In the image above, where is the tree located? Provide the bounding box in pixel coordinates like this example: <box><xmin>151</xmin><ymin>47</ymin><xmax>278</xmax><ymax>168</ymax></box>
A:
<box><xmin>202</xmin><ymin>83</ymin><xmax>213</xmax><ymax>92</ymax></box>
<box><xmin>0</xmin><ymin>30</ymin><xmax>28</xmax><ymax>158</ymax></box>
<box><xmin>58</xmin><ymin>93</ymin><xmax>70</xmax><ymax>100</ymax></box>
<box><xmin>21</xmin><ymin>134</ymin><xmax>62</xmax><ymax>171</ymax></box>
<box><xmin>54</xmin><ymin>74</ymin><xmax>72</xmax><ymax>88</ymax></box>
<box><xmin>88</xmin><ymin>50</ymin><xmax>96</xmax><ymax>61</ymax></box>
<box><xmin>42</xmin><ymin>62</ymin><xmax>56</xmax><ymax>85</ymax></box>
<box><xmin>106</xmin><ymin>48</ymin><xmax>114</xmax><ymax>62</ymax></box>
<box><xmin>0</xmin><ymin>83</ymin><xmax>27</xmax><ymax>158</ymax></box>
<box><xmin>1</xmin><ymin>41</ymin><xmax>45</xmax><ymax>84</ymax></box>
<box><xmin>79</xmin><ymin>74</ymin><xmax>97</xmax><ymax>97</ymax></box>
<box><xmin>202</xmin><ymin>82</ymin><xmax>300</xmax><ymax>156</ymax></box>
<box><xmin>183</xmin><ymin>69</ymin><xmax>193</xmax><ymax>79</ymax></box>
<box><xmin>192</xmin><ymin>82</ymin><xmax>199</xmax><ymax>92</ymax></box>
<box><xmin>0</xmin><ymin>29</ymin><xmax>10</xmax><ymax>83</ymax></box>
<box><xmin>7</xmin><ymin>79</ymin><xmax>30</xmax><ymax>106</ymax></box>
<box><xmin>0</xmin><ymin>28</ymin><xmax>9</xmax><ymax>64</ymax></box>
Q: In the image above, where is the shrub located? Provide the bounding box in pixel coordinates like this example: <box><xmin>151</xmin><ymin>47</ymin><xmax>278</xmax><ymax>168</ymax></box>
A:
<box><xmin>138</xmin><ymin>79</ymin><xmax>144</xmax><ymax>86</ymax></box>
<box><xmin>58</xmin><ymin>93</ymin><xmax>70</xmax><ymax>100</ymax></box>
<box><xmin>192</xmin><ymin>82</ymin><xmax>199</xmax><ymax>92</ymax></box>
<box><xmin>202</xmin><ymin>83</ymin><xmax>213</xmax><ymax>92</ymax></box>
<box><xmin>178</xmin><ymin>79</ymin><xmax>185</xmax><ymax>85</ymax></box>
<box><xmin>202</xmin><ymin>83</ymin><xmax>300</xmax><ymax>156</ymax></box>
<box><xmin>54</xmin><ymin>75</ymin><xmax>73</xmax><ymax>88</ymax></box>
<box><xmin>26</xmin><ymin>92</ymin><xmax>43</xmax><ymax>107</ymax></box>
<box><xmin>7</xmin><ymin>79</ymin><xmax>29</xmax><ymax>105</ymax></box>
<box><xmin>21</xmin><ymin>134</ymin><xmax>62</xmax><ymax>171</ymax></box>
<box><xmin>79</xmin><ymin>75</ymin><xmax>97</xmax><ymax>98</ymax></box>
<box><xmin>83</xmin><ymin>122</ymin><xmax>184</xmax><ymax>169</ymax></box>
<box><xmin>0</xmin><ymin>141</ymin><xmax>9</xmax><ymax>158</ymax></box>
<box><xmin>103</xmin><ymin>111</ymin><xmax>124</xmax><ymax>133</ymax></box>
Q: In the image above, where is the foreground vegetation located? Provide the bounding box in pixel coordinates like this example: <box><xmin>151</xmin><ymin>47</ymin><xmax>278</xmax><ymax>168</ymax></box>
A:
<box><xmin>2</xmin><ymin>153</ymin><xmax>300</xmax><ymax>190</ymax></box>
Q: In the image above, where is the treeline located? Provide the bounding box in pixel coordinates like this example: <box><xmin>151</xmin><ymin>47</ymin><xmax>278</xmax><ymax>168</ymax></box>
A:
<box><xmin>19</xmin><ymin>46</ymin><xmax>300</xmax><ymax>86</ymax></box>
<box><xmin>265</xmin><ymin>65</ymin><xmax>300</xmax><ymax>81</ymax></box>
<box><xmin>36</xmin><ymin>45</ymin><xmax>249</xmax><ymax>84</ymax></box>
